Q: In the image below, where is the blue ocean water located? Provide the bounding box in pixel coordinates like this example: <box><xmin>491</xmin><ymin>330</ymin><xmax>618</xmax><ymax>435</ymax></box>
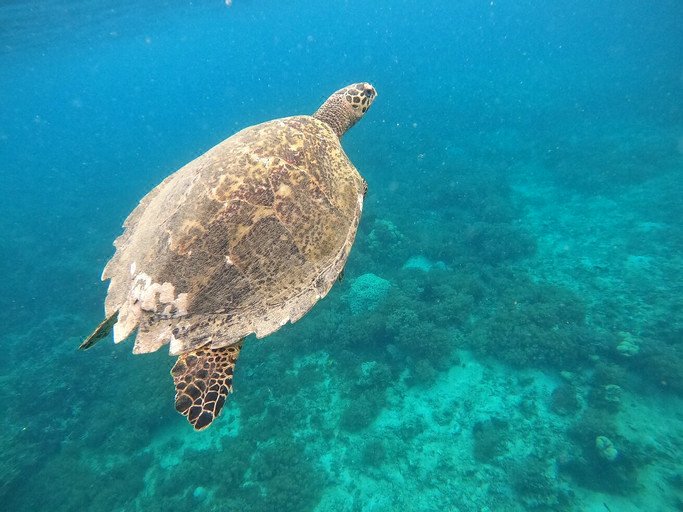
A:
<box><xmin>1</xmin><ymin>0</ymin><xmax>682</xmax><ymax>510</ymax></box>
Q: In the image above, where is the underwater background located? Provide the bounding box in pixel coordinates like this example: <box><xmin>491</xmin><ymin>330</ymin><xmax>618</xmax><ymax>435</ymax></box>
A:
<box><xmin>1</xmin><ymin>0</ymin><xmax>682</xmax><ymax>510</ymax></box>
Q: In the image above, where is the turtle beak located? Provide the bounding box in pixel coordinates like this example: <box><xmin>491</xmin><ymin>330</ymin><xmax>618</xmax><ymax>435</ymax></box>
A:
<box><xmin>362</xmin><ymin>83</ymin><xmax>377</xmax><ymax>101</ymax></box>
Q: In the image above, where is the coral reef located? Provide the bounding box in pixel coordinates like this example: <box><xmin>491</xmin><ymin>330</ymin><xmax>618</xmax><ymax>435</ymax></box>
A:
<box><xmin>469</xmin><ymin>276</ymin><xmax>589</xmax><ymax>369</ymax></box>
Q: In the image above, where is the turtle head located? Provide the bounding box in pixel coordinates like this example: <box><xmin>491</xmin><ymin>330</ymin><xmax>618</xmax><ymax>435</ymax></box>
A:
<box><xmin>314</xmin><ymin>82</ymin><xmax>377</xmax><ymax>139</ymax></box>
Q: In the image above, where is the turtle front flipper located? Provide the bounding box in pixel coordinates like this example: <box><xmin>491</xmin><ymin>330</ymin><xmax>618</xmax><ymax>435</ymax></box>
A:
<box><xmin>171</xmin><ymin>342</ymin><xmax>242</xmax><ymax>430</ymax></box>
<box><xmin>79</xmin><ymin>311</ymin><xmax>119</xmax><ymax>350</ymax></box>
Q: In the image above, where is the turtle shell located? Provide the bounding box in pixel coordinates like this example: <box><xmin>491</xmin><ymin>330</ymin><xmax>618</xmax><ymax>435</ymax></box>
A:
<box><xmin>102</xmin><ymin>115</ymin><xmax>366</xmax><ymax>356</ymax></box>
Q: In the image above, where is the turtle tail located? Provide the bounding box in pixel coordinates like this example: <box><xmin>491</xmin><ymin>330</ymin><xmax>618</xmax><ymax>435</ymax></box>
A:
<box><xmin>79</xmin><ymin>311</ymin><xmax>119</xmax><ymax>350</ymax></box>
<box><xmin>171</xmin><ymin>341</ymin><xmax>242</xmax><ymax>431</ymax></box>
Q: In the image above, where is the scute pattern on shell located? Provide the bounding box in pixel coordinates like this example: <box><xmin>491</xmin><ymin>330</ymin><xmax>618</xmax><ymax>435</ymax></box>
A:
<box><xmin>102</xmin><ymin>115</ymin><xmax>365</xmax><ymax>355</ymax></box>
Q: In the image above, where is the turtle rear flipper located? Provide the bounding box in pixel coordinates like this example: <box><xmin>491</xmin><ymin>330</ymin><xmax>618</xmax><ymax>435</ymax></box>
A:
<box><xmin>171</xmin><ymin>342</ymin><xmax>242</xmax><ymax>430</ymax></box>
<box><xmin>79</xmin><ymin>311</ymin><xmax>119</xmax><ymax>350</ymax></box>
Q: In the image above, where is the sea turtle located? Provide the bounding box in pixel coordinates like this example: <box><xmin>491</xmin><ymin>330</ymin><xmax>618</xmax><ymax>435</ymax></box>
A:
<box><xmin>81</xmin><ymin>82</ymin><xmax>377</xmax><ymax>430</ymax></box>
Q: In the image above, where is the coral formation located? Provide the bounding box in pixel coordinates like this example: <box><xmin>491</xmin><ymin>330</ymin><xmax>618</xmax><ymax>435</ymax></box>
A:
<box><xmin>472</xmin><ymin>417</ymin><xmax>509</xmax><ymax>463</ymax></box>
<box><xmin>367</xmin><ymin>218</ymin><xmax>404</xmax><ymax>254</ymax></box>
<box><xmin>469</xmin><ymin>276</ymin><xmax>588</xmax><ymax>369</ymax></box>
<box><xmin>616</xmin><ymin>331</ymin><xmax>640</xmax><ymax>357</ymax></box>
<box><xmin>633</xmin><ymin>340</ymin><xmax>683</xmax><ymax>395</ymax></box>
<box><xmin>343</xmin><ymin>272</ymin><xmax>392</xmax><ymax>316</ymax></box>
<box><xmin>402</xmin><ymin>255</ymin><xmax>447</xmax><ymax>272</ymax></box>
<box><xmin>549</xmin><ymin>384</ymin><xmax>581</xmax><ymax>416</ymax></box>
<box><xmin>509</xmin><ymin>458</ymin><xmax>571</xmax><ymax>509</ymax></box>
<box><xmin>595</xmin><ymin>435</ymin><xmax>619</xmax><ymax>462</ymax></box>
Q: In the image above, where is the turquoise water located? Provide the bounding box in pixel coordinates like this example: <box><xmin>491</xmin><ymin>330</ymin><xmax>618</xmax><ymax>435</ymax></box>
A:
<box><xmin>2</xmin><ymin>1</ymin><xmax>682</xmax><ymax>510</ymax></box>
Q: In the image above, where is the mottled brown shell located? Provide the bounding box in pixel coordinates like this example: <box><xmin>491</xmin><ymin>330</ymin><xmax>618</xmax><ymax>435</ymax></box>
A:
<box><xmin>102</xmin><ymin>115</ymin><xmax>366</xmax><ymax>356</ymax></box>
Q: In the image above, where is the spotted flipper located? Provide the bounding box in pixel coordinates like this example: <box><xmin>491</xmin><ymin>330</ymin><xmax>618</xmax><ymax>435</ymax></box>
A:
<box><xmin>79</xmin><ymin>311</ymin><xmax>119</xmax><ymax>350</ymax></box>
<box><xmin>171</xmin><ymin>342</ymin><xmax>242</xmax><ymax>430</ymax></box>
